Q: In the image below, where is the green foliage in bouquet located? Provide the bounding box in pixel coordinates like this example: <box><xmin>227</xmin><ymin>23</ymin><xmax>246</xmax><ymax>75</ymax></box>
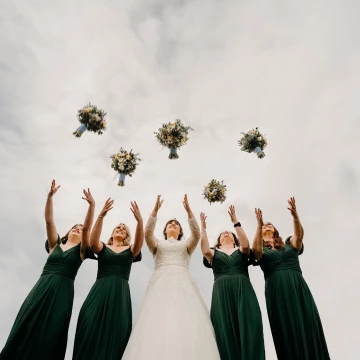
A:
<box><xmin>238</xmin><ymin>127</ymin><xmax>267</xmax><ymax>159</ymax></box>
<box><xmin>203</xmin><ymin>179</ymin><xmax>227</xmax><ymax>204</ymax></box>
<box><xmin>154</xmin><ymin>119</ymin><xmax>193</xmax><ymax>159</ymax></box>
<box><xmin>110</xmin><ymin>148</ymin><xmax>141</xmax><ymax>186</ymax></box>
<box><xmin>73</xmin><ymin>103</ymin><xmax>107</xmax><ymax>137</ymax></box>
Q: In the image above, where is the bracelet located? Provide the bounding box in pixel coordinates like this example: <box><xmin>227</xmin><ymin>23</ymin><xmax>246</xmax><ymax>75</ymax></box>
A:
<box><xmin>293</xmin><ymin>217</ymin><xmax>299</xmax><ymax>221</ymax></box>
<box><xmin>234</xmin><ymin>222</ymin><xmax>241</xmax><ymax>228</ymax></box>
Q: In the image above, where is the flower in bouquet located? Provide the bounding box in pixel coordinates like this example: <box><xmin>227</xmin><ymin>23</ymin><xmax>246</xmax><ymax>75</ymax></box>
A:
<box><xmin>238</xmin><ymin>127</ymin><xmax>267</xmax><ymax>159</ymax></box>
<box><xmin>154</xmin><ymin>119</ymin><xmax>193</xmax><ymax>159</ymax></box>
<box><xmin>203</xmin><ymin>179</ymin><xmax>227</xmax><ymax>204</ymax></box>
<box><xmin>73</xmin><ymin>103</ymin><xmax>107</xmax><ymax>137</ymax></box>
<box><xmin>110</xmin><ymin>148</ymin><xmax>141</xmax><ymax>186</ymax></box>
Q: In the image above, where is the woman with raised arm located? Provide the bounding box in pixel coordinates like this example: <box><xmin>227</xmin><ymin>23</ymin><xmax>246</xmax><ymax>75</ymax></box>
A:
<box><xmin>201</xmin><ymin>206</ymin><xmax>265</xmax><ymax>360</ymax></box>
<box><xmin>122</xmin><ymin>195</ymin><xmax>220</xmax><ymax>360</ymax></box>
<box><xmin>72</xmin><ymin>198</ymin><xmax>143</xmax><ymax>360</ymax></box>
<box><xmin>0</xmin><ymin>180</ymin><xmax>96</xmax><ymax>360</ymax></box>
<box><xmin>252</xmin><ymin>197</ymin><xmax>330</xmax><ymax>360</ymax></box>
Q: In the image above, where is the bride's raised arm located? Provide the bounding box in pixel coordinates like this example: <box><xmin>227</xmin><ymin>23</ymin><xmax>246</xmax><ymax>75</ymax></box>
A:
<box><xmin>183</xmin><ymin>194</ymin><xmax>200</xmax><ymax>255</ymax></box>
<box><xmin>144</xmin><ymin>195</ymin><xmax>163</xmax><ymax>254</ymax></box>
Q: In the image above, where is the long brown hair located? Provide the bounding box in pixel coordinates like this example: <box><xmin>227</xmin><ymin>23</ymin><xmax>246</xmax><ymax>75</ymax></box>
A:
<box><xmin>163</xmin><ymin>219</ymin><xmax>183</xmax><ymax>240</ymax></box>
<box><xmin>263</xmin><ymin>222</ymin><xmax>284</xmax><ymax>249</ymax></box>
<box><xmin>108</xmin><ymin>223</ymin><xmax>131</xmax><ymax>245</ymax></box>
<box><xmin>60</xmin><ymin>224</ymin><xmax>83</xmax><ymax>244</ymax></box>
<box><xmin>215</xmin><ymin>232</ymin><xmax>240</xmax><ymax>249</ymax></box>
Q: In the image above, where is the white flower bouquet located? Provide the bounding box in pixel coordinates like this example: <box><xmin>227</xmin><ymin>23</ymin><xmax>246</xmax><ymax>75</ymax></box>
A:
<box><xmin>154</xmin><ymin>119</ymin><xmax>193</xmax><ymax>159</ymax></box>
<box><xmin>110</xmin><ymin>148</ymin><xmax>141</xmax><ymax>186</ymax></box>
<box><xmin>203</xmin><ymin>179</ymin><xmax>227</xmax><ymax>204</ymax></box>
<box><xmin>73</xmin><ymin>103</ymin><xmax>107</xmax><ymax>137</ymax></box>
<box><xmin>238</xmin><ymin>127</ymin><xmax>267</xmax><ymax>159</ymax></box>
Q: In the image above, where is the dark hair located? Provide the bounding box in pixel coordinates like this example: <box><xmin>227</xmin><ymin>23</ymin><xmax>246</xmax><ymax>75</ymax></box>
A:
<box><xmin>215</xmin><ymin>232</ymin><xmax>240</xmax><ymax>248</ymax></box>
<box><xmin>108</xmin><ymin>223</ymin><xmax>131</xmax><ymax>245</ymax></box>
<box><xmin>60</xmin><ymin>224</ymin><xmax>83</xmax><ymax>244</ymax></box>
<box><xmin>163</xmin><ymin>219</ymin><xmax>183</xmax><ymax>240</ymax></box>
<box><xmin>263</xmin><ymin>222</ymin><xmax>284</xmax><ymax>249</ymax></box>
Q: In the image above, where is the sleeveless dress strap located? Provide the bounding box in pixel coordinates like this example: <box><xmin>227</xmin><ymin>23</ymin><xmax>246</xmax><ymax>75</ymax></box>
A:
<box><xmin>248</xmin><ymin>249</ymin><xmax>260</xmax><ymax>266</ymax></box>
<box><xmin>285</xmin><ymin>236</ymin><xmax>304</xmax><ymax>255</ymax></box>
<box><xmin>133</xmin><ymin>251</ymin><xmax>142</xmax><ymax>263</ymax></box>
<box><xmin>203</xmin><ymin>247</ymin><xmax>214</xmax><ymax>268</ymax></box>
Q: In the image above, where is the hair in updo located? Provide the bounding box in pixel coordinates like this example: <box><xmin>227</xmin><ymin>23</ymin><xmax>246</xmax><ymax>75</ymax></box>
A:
<box><xmin>215</xmin><ymin>232</ymin><xmax>240</xmax><ymax>249</ymax></box>
<box><xmin>263</xmin><ymin>222</ymin><xmax>284</xmax><ymax>249</ymax></box>
<box><xmin>163</xmin><ymin>219</ymin><xmax>183</xmax><ymax>240</ymax></box>
<box><xmin>108</xmin><ymin>223</ymin><xmax>131</xmax><ymax>246</ymax></box>
<box><xmin>60</xmin><ymin>224</ymin><xmax>83</xmax><ymax>244</ymax></box>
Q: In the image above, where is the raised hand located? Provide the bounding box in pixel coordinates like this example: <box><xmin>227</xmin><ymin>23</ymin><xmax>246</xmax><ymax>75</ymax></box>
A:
<box><xmin>130</xmin><ymin>201</ymin><xmax>142</xmax><ymax>223</ymax></box>
<box><xmin>228</xmin><ymin>205</ymin><xmax>238</xmax><ymax>224</ymax></box>
<box><xmin>287</xmin><ymin>197</ymin><xmax>299</xmax><ymax>219</ymax></box>
<box><xmin>153</xmin><ymin>195</ymin><xmax>164</xmax><ymax>212</ymax></box>
<box><xmin>182</xmin><ymin>194</ymin><xmax>191</xmax><ymax>213</ymax></box>
<box><xmin>48</xmin><ymin>179</ymin><xmax>60</xmax><ymax>197</ymax></box>
<box><xmin>99</xmin><ymin>198</ymin><xmax>114</xmax><ymax>218</ymax></box>
<box><xmin>82</xmin><ymin>188</ymin><xmax>95</xmax><ymax>205</ymax></box>
<box><xmin>200</xmin><ymin>212</ymin><xmax>207</xmax><ymax>230</ymax></box>
<box><xmin>255</xmin><ymin>208</ymin><xmax>263</xmax><ymax>227</ymax></box>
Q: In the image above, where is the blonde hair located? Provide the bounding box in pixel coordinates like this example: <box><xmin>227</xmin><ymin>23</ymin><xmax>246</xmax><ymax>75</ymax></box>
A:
<box><xmin>108</xmin><ymin>223</ymin><xmax>131</xmax><ymax>245</ymax></box>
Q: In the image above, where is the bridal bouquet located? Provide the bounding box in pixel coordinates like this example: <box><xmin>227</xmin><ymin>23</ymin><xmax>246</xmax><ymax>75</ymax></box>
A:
<box><xmin>238</xmin><ymin>127</ymin><xmax>267</xmax><ymax>159</ymax></box>
<box><xmin>203</xmin><ymin>179</ymin><xmax>227</xmax><ymax>204</ymax></box>
<box><xmin>154</xmin><ymin>119</ymin><xmax>193</xmax><ymax>159</ymax></box>
<box><xmin>73</xmin><ymin>103</ymin><xmax>107</xmax><ymax>137</ymax></box>
<box><xmin>110</xmin><ymin>148</ymin><xmax>141</xmax><ymax>186</ymax></box>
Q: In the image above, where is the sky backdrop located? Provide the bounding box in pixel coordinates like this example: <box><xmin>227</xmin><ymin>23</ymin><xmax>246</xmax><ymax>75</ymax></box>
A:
<box><xmin>1</xmin><ymin>0</ymin><xmax>359</xmax><ymax>359</ymax></box>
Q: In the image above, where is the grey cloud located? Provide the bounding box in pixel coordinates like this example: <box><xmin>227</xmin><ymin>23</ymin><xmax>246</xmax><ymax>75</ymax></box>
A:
<box><xmin>0</xmin><ymin>0</ymin><xmax>359</xmax><ymax>359</ymax></box>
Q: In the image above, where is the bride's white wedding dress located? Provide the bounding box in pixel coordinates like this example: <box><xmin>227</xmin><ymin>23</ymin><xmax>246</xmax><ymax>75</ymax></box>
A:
<box><xmin>122</xmin><ymin>216</ymin><xmax>220</xmax><ymax>359</ymax></box>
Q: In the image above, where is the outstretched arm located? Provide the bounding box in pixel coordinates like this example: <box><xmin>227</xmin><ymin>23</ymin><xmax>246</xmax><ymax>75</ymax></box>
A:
<box><xmin>130</xmin><ymin>201</ymin><xmax>144</xmax><ymax>258</ymax></box>
<box><xmin>45</xmin><ymin>180</ymin><xmax>60</xmax><ymax>251</ymax></box>
<box><xmin>80</xmin><ymin>189</ymin><xmax>95</xmax><ymax>259</ymax></box>
<box><xmin>90</xmin><ymin>198</ymin><xmax>114</xmax><ymax>254</ymax></box>
<box><xmin>228</xmin><ymin>205</ymin><xmax>250</xmax><ymax>255</ymax></box>
<box><xmin>252</xmin><ymin>208</ymin><xmax>264</xmax><ymax>261</ymax></box>
<box><xmin>200</xmin><ymin>212</ymin><xmax>214</xmax><ymax>262</ymax></box>
<box><xmin>183</xmin><ymin>195</ymin><xmax>200</xmax><ymax>254</ymax></box>
<box><xmin>288</xmin><ymin>197</ymin><xmax>304</xmax><ymax>251</ymax></box>
<box><xmin>145</xmin><ymin>195</ymin><xmax>163</xmax><ymax>254</ymax></box>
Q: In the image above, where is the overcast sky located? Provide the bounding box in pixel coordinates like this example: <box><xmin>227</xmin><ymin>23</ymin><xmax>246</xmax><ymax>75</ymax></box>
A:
<box><xmin>0</xmin><ymin>0</ymin><xmax>359</xmax><ymax>359</ymax></box>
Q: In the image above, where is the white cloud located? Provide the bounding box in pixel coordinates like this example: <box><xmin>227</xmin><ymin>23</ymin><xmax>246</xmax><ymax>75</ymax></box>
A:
<box><xmin>0</xmin><ymin>0</ymin><xmax>359</xmax><ymax>359</ymax></box>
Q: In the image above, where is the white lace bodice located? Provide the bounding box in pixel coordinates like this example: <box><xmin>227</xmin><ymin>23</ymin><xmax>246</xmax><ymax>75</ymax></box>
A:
<box><xmin>154</xmin><ymin>238</ymin><xmax>191</xmax><ymax>269</ymax></box>
<box><xmin>144</xmin><ymin>216</ymin><xmax>200</xmax><ymax>269</ymax></box>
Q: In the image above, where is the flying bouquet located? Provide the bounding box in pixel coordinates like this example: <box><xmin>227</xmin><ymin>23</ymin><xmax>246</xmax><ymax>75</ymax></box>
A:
<box><xmin>238</xmin><ymin>127</ymin><xmax>267</xmax><ymax>159</ymax></box>
<box><xmin>203</xmin><ymin>179</ymin><xmax>227</xmax><ymax>205</ymax></box>
<box><xmin>154</xmin><ymin>119</ymin><xmax>193</xmax><ymax>159</ymax></box>
<box><xmin>73</xmin><ymin>103</ymin><xmax>107</xmax><ymax>137</ymax></box>
<box><xmin>110</xmin><ymin>148</ymin><xmax>141</xmax><ymax>186</ymax></box>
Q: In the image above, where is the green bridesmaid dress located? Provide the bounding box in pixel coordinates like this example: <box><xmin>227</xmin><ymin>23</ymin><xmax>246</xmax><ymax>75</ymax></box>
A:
<box><xmin>0</xmin><ymin>236</ymin><xmax>94</xmax><ymax>360</ymax></box>
<box><xmin>72</xmin><ymin>244</ymin><xmax>141</xmax><ymax>360</ymax></box>
<box><xmin>256</xmin><ymin>237</ymin><xmax>330</xmax><ymax>360</ymax></box>
<box><xmin>204</xmin><ymin>248</ymin><xmax>265</xmax><ymax>360</ymax></box>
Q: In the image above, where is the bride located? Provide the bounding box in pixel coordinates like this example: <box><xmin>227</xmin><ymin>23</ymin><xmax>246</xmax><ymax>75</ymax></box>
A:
<box><xmin>122</xmin><ymin>195</ymin><xmax>220</xmax><ymax>359</ymax></box>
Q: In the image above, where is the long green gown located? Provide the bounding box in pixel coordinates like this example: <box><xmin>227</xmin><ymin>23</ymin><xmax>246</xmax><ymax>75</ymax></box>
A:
<box><xmin>256</xmin><ymin>237</ymin><xmax>330</xmax><ymax>360</ymax></box>
<box><xmin>72</xmin><ymin>244</ymin><xmax>141</xmax><ymax>360</ymax></box>
<box><xmin>204</xmin><ymin>248</ymin><xmax>265</xmax><ymax>360</ymax></box>
<box><xmin>0</xmin><ymin>236</ymin><xmax>94</xmax><ymax>360</ymax></box>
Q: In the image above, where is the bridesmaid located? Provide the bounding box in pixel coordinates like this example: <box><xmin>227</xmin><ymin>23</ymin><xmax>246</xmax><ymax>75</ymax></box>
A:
<box><xmin>252</xmin><ymin>197</ymin><xmax>330</xmax><ymax>360</ymax></box>
<box><xmin>72</xmin><ymin>198</ymin><xmax>144</xmax><ymax>360</ymax></box>
<box><xmin>0</xmin><ymin>180</ymin><xmax>96</xmax><ymax>360</ymax></box>
<box><xmin>201</xmin><ymin>206</ymin><xmax>265</xmax><ymax>360</ymax></box>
